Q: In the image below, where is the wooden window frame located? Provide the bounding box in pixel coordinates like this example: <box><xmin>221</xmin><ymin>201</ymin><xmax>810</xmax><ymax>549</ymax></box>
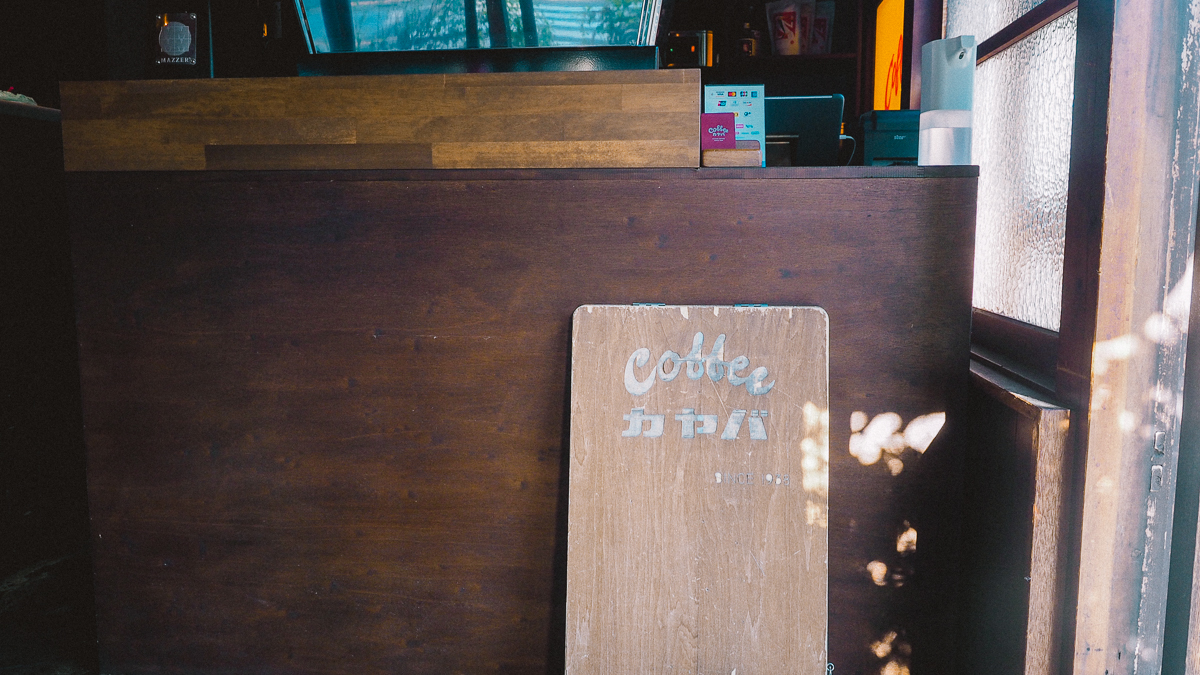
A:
<box><xmin>934</xmin><ymin>0</ymin><xmax>1200</xmax><ymax>671</ymax></box>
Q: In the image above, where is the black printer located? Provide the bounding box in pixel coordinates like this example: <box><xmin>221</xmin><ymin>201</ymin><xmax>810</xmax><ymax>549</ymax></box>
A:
<box><xmin>859</xmin><ymin>110</ymin><xmax>920</xmax><ymax>166</ymax></box>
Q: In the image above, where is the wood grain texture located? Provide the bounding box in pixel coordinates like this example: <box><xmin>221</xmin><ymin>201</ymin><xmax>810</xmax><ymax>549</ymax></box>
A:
<box><xmin>431</xmin><ymin>140</ymin><xmax>695</xmax><ymax>169</ymax></box>
<box><xmin>970</xmin><ymin>309</ymin><xmax>1059</xmax><ymax>391</ymax></box>
<box><xmin>969</xmin><ymin>362</ymin><xmax>1071</xmax><ymax>675</ymax></box>
<box><xmin>567</xmin><ymin>305</ymin><xmax>828</xmax><ymax>674</ymax></box>
<box><xmin>702</xmin><ymin>148</ymin><xmax>763</xmax><ymax>167</ymax></box>
<box><xmin>59</xmin><ymin>71</ymin><xmax>701</xmax><ymax>171</ymax></box>
<box><xmin>66</xmin><ymin>168</ymin><xmax>975</xmax><ymax>675</ymax></box>
<box><xmin>205</xmin><ymin>143</ymin><xmax>434</xmax><ymax>170</ymax></box>
<box><xmin>1062</xmin><ymin>0</ymin><xmax>1200</xmax><ymax>670</ymax></box>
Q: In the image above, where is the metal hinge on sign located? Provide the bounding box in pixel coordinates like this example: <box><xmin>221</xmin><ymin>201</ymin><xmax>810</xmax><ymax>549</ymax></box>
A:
<box><xmin>735</xmin><ymin>303</ymin><xmax>769</xmax><ymax>307</ymax></box>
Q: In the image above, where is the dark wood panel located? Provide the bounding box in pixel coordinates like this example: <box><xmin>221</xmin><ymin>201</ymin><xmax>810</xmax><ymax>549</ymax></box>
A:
<box><xmin>976</xmin><ymin>0</ymin><xmax>1078</xmax><ymax>63</ymax></box>
<box><xmin>62</xmin><ymin>164</ymin><xmax>977</xmax><ymax>183</ymax></box>
<box><xmin>970</xmin><ymin>308</ymin><xmax>1059</xmax><ymax>393</ymax></box>
<box><xmin>68</xmin><ymin>169</ymin><xmax>976</xmax><ymax>674</ymax></box>
<box><xmin>1045</xmin><ymin>0</ymin><xmax>1114</xmax><ymax>666</ymax></box>
<box><xmin>963</xmin><ymin>362</ymin><xmax>1071</xmax><ymax>675</ymax></box>
<box><xmin>206</xmin><ymin>143</ymin><xmax>435</xmax><ymax>170</ymax></box>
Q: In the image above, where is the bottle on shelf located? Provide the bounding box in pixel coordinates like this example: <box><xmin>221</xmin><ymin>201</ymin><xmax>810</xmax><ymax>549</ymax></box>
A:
<box><xmin>736</xmin><ymin>22</ymin><xmax>764</xmax><ymax>57</ymax></box>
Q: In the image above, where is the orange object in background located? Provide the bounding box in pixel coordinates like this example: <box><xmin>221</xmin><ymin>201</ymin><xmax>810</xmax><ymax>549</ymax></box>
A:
<box><xmin>873</xmin><ymin>0</ymin><xmax>905</xmax><ymax>110</ymax></box>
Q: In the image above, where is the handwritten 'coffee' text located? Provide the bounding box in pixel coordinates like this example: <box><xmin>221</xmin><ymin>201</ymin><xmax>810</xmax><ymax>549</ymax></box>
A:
<box><xmin>624</xmin><ymin>332</ymin><xmax>775</xmax><ymax>396</ymax></box>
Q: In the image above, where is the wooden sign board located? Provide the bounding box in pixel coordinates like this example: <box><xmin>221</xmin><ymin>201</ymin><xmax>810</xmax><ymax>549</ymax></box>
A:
<box><xmin>567</xmin><ymin>305</ymin><xmax>829</xmax><ymax>674</ymax></box>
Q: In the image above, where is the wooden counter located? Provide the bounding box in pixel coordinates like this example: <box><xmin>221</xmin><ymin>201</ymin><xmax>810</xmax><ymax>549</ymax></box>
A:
<box><xmin>67</xmin><ymin>165</ymin><xmax>976</xmax><ymax>674</ymax></box>
<box><xmin>59</xmin><ymin>71</ymin><xmax>700</xmax><ymax>171</ymax></box>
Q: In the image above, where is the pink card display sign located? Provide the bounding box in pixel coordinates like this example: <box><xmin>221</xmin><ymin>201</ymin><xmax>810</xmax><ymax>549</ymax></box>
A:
<box><xmin>701</xmin><ymin>113</ymin><xmax>737</xmax><ymax>149</ymax></box>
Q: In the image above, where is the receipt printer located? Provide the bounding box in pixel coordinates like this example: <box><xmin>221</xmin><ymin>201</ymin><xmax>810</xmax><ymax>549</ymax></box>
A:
<box><xmin>860</xmin><ymin>110</ymin><xmax>920</xmax><ymax>165</ymax></box>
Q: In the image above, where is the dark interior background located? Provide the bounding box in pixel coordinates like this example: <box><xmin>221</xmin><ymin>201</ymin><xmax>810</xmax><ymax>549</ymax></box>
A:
<box><xmin>1</xmin><ymin>1</ymin><xmax>101</xmax><ymax>666</ymax></box>
<box><xmin>1</xmin><ymin>103</ymin><xmax>97</xmax><ymax>675</ymax></box>
<box><xmin>0</xmin><ymin>1</ymin><xmax>883</xmax><ymax>672</ymax></box>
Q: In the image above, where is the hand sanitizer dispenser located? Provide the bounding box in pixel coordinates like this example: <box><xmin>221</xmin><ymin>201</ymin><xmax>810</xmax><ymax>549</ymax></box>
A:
<box><xmin>918</xmin><ymin>35</ymin><xmax>976</xmax><ymax>165</ymax></box>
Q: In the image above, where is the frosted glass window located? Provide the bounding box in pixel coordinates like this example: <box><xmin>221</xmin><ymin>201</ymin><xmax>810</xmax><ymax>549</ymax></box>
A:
<box><xmin>946</xmin><ymin>0</ymin><xmax>1047</xmax><ymax>45</ymax></box>
<box><xmin>971</xmin><ymin>9</ymin><xmax>1076</xmax><ymax>331</ymax></box>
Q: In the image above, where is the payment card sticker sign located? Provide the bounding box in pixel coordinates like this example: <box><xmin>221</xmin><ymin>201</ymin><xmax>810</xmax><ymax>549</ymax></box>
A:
<box><xmin>704</xmin><ymin>85</ymin><xmax>766</xmax><ymax>166</ymax></box>
<box><xmin>566</xmin><ymin>304</ymin><xmax>829</xmax><ymax>675</ymax></box>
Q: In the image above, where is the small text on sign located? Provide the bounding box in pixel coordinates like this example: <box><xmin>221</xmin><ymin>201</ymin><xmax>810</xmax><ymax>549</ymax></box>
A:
<box><xmin>623</xmin><ymin>408</ymin><xmax>769</xmax><ymax>439</ymax></box>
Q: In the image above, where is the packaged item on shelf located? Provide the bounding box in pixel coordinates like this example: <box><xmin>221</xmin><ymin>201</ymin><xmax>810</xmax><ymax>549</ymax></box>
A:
<box><xmin>810</xmin><ymin>1</ymin><xmax>835</xmax><ymax>54</ymax></box>
<box><xmin>797</xmin><ymin>0</ymin><xmax>816</xmax><ymax>52</ymax></box>
<box><xmin>765</xmin><ymin>0</ymin><xmax>802</xmax><ymax>55</ymax></box>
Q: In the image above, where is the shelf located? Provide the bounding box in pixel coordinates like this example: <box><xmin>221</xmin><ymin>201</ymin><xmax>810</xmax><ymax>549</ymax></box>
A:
<box><xmin>732</xmin><ymin>52</ymin><xmax>858</xmax><ymax>61</ymax></box>
<box><xmin>704</xmin><ymin>54</ymin><xmax>861</xmax><ymax>112</ymax></box>
<box><xmin>0</xmin><ymin>100</ymin><xmax>61</xmax><ymax>122</ymax></box>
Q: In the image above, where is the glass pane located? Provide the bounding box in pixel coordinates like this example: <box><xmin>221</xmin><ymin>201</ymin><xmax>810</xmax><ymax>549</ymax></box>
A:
<box><xmin>298</xmin><ymin>0</ymin><xmax>653</xmax><ymax>53</ymax></box>
<box><xmin>301</xmin><ymin>4</ymin><xmax>333</xmax><ymax>52</ymax></box>
<box><xmin>353</xmin><ymin>0</ymin><xmax>472</xmax><ymax>51</ymax></box>
<box><xmin>945</xmin><ymin>0</ymin><xmax>1046</xmax><ymax>44</ymax></box>
<box><xmin>971</xmin><ymin>9</ymin><xmax>1076</xmax><ymax>331</ymax></box>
